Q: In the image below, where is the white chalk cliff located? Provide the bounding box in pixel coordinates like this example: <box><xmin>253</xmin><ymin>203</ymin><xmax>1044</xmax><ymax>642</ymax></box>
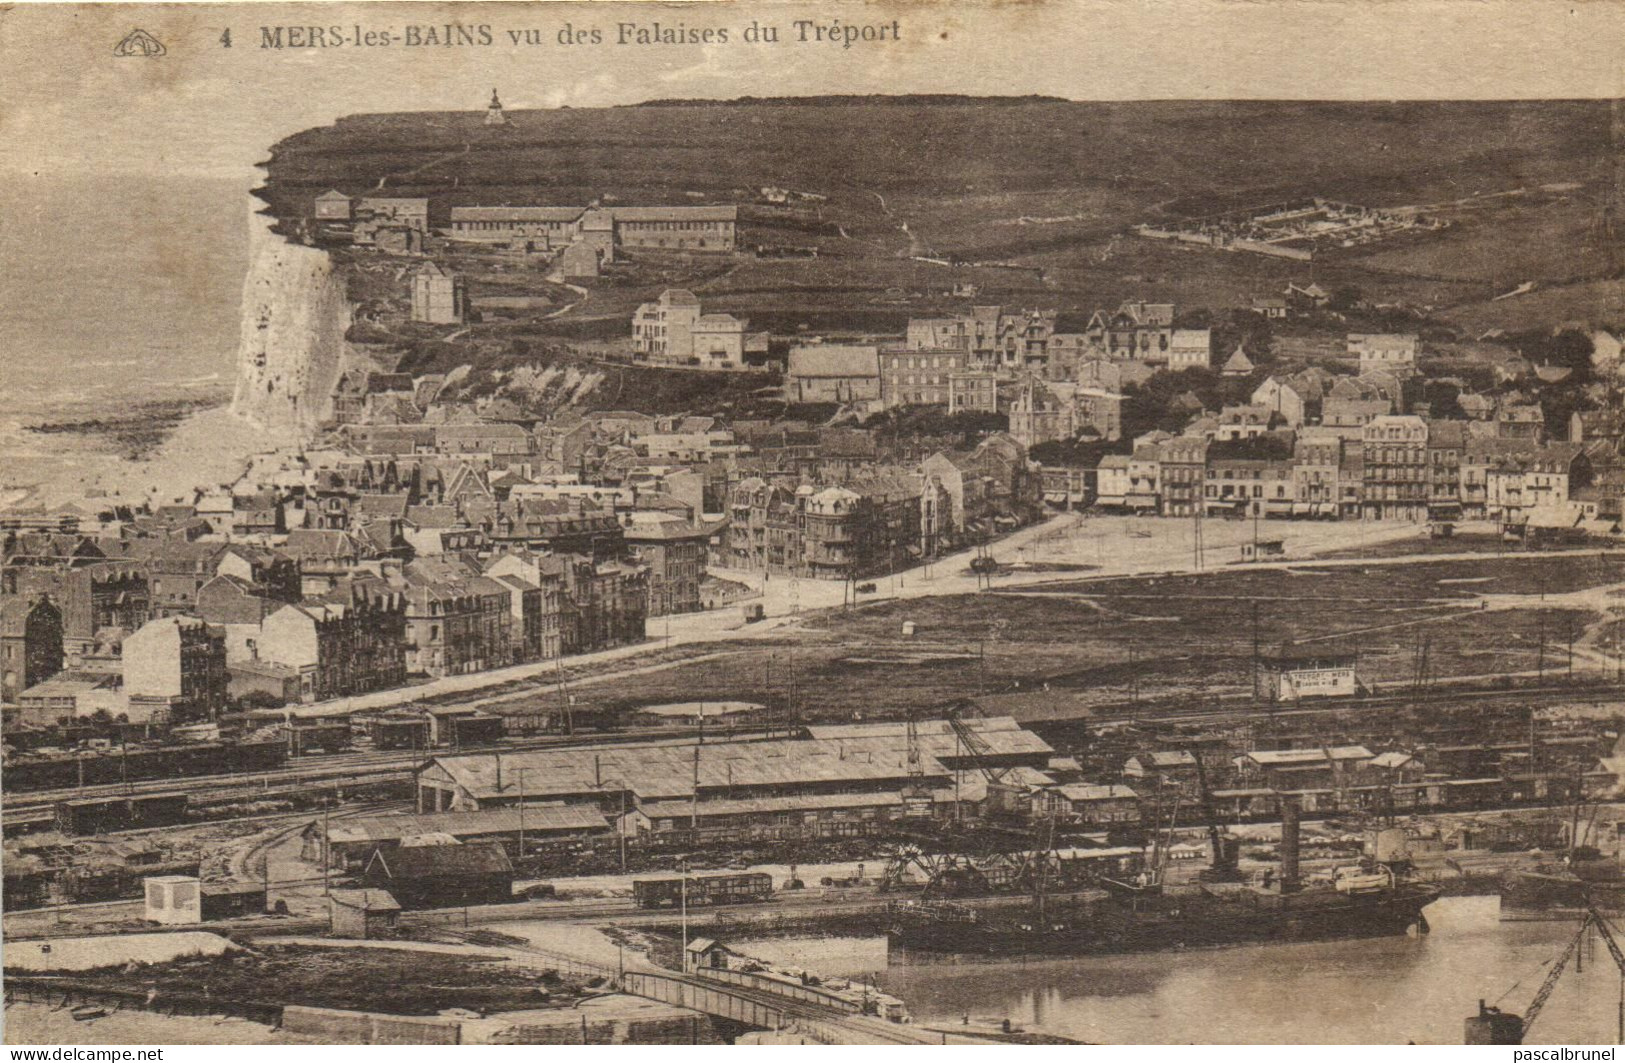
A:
<box><xmin>230</xmin><ymin>210</ymin><xmax>352</xmax><ymax>441</ymax></box>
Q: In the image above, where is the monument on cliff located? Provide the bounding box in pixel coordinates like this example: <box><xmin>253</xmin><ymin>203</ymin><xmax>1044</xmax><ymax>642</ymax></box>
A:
<box><xmin>484</xmin><ymin>89</ymin><xmax>507</xmax><ymax>126</ymax></box>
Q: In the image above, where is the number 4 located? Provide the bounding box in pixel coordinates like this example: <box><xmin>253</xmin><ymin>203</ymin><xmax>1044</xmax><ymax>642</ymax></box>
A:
<box><xmin>220</xmin><ymin>28</ymin><xmax>231</xmax><ymax>48</ymax></box>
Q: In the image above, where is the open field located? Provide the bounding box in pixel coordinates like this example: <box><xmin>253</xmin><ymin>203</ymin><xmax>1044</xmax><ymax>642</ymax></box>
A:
<box><xmin>1437</xmin><ymin>276</ymin><xmax>1625</xmax><ymax>334</ymax></box>
<box><xmin>469</xmin><ymin>552</ymin><xmax>1625</xmax><ymax>723</ymax></box>
<box><xmin>1345</xmin><ymin>189</ymin><xmax>1610</xmax><ymax>289</ymax></box>
<box><xmin>56</xmin><ymin>942</ymin><xmax>585</xmax><ymax>1016</ymax></box>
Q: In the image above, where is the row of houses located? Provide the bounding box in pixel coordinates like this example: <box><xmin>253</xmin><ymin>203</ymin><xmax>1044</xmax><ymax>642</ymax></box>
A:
<box><xmin>1085</xmin><ymin>416</ymin><xmax>1602</xmax><ymax>524</ymax></box>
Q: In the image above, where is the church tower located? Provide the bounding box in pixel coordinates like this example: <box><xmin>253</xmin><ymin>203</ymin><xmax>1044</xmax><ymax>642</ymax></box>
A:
<box><xmin>484</xmin><ymin>89</ymin><xmax>507</xmax><ymax>126</ymax></box>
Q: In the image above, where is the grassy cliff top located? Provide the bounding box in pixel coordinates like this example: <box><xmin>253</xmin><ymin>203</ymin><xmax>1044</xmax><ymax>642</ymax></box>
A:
<box><xmin>257</xmin><ymin>98</ymin><xmax>1610</xmax><ymax>232</ymax></box>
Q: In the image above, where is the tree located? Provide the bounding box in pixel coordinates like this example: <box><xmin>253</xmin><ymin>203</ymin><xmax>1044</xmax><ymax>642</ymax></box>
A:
<box><xmin>1328</xmin><ymin>286</ymin><xmax>1365</xmax><ymax>314</ymax></box>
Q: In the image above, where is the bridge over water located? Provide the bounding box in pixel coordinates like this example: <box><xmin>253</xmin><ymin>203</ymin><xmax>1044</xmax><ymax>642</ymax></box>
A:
<box><xmin>622</xmin><ymin>967</ymin><xmax>966</xmax><ymax>1044</ymax></box>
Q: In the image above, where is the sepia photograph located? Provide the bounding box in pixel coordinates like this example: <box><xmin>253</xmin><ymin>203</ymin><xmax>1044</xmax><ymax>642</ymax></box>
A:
<box><xmin>4</xmin><ymin>0</ymin><xmax>1625</xmax><ymax>1048</ymax></box>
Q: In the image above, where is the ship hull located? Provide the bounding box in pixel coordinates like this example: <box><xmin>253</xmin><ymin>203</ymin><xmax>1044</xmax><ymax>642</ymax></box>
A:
<box><xmin>1500</xmin><ymin>867</ymin><xmax>1625</xmax><ymax>914</ymax></box>
<box><xmin>888</xmin><ymin>885</ymin><xmax>1441</xmax><ymax>956</ymax></box>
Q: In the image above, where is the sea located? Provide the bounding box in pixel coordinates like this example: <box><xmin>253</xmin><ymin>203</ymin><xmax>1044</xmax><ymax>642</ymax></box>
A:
<box><xmin>0</xmin><ymin>173</ymin><xmax>254</xmax><ymax>504</ymax></box>
<box><xmin>739</xmin><ymin>898</ymin><xmax>1625</xmax><ymax>1045</ymax></box>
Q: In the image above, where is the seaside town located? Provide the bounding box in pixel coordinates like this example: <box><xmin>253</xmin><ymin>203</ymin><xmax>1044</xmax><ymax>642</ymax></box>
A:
<box><xmin>8</xmin><ymin>89</ymin><xmax>1625</xmax><ymax>1047</ymax></box>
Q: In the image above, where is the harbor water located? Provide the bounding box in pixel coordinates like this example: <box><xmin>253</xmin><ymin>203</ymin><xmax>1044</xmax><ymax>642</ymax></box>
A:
<box><xmin>739</xmin><ymin>897</ymin><xmax>1625</xmax><ymax>1044</ymax></box>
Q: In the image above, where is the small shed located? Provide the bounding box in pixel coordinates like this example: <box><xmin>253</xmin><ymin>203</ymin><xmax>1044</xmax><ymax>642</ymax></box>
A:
<box><xmin>329</xmin><ymin>888</ymin><xmax>402</xmax><ymax>939</ymax></box>
<box><xmin>684</xmin><ymin>936</ymin><xmax>736</xmax><ymax>971</ymax></box>
<box><xmin>1240</xmin><ymin>539</ymin><xmax>1286</xmax><ymax>562</ymax></box>
<box><xmin>144</xmin><ymin>875</ymin><xmax>202</xmax><ymax>925</ymax></box>
<box><xmin>200</xmin><ymin>881</ymin><xmax>267</xmax><ymax>921</ymax></box>
<box><xmin>363</xmin><ymin>841</ymin><xmax>514</xmax><ymax>910</ymax></box>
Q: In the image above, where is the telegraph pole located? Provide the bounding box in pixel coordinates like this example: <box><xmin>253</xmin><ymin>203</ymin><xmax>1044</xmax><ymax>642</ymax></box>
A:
<box><xmin>1250</xmin><ymin>601</ymin><xmax>1261</xmax><ymax>704</ymax></box>
<box><xmin>679</xmin><ymin>856</ymin><xmax>690</xmax><ymax>972</ymax></box>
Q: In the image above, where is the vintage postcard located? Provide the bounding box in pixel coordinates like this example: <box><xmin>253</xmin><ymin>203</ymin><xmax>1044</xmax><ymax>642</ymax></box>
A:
<box><xmin>4</xmin><ymin>0</ymin><xmax>1625</xmax><ymax>1049</ymax></box>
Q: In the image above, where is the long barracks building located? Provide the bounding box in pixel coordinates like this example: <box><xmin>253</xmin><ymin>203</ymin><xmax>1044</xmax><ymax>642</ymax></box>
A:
<box><xmin>447</xmin><ymin>204</ymin><xmax>737</xmax><ymax>253</ymax></box>
<box><xmin>412</xmin><ymin>718</ymin><xmax>1055</xmax><ymax>833</ymax></box>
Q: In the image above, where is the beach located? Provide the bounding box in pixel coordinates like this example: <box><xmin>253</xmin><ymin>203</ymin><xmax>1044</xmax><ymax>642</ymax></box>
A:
<box><xmin>0</xmin><ymin>173</ymin><xmax>254</xmax><ymax>513</ymax></box>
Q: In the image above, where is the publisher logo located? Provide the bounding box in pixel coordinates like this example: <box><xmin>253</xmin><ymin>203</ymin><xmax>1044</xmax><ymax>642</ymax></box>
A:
<box><xmin>114</xmin><ymin>28</ymin><xmax>166</xmax><ymax>57</ymax></box>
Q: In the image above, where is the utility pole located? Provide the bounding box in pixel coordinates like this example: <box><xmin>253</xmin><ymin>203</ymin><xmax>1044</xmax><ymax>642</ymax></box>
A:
<box><xmin>323</xmin><ymin>806</ymin><xmax>331</xmax><ymax>897</ymax></box>
<box><xmin>1538</xmin><ymin>613</ymin><xmax>1548</xmax><ymax>682</ymax></box>
<box><xmin>1251</xmin><ymin>600</ymin><xmax>1261</xmax><ymax>704</ymax></box>
<box><xmin>1192</xmin><ymin>496</ymin><xmax>1204</xmax><ymax>573</ymax></box>
<box><xmin>679</xmin><ymin>857</ymin><xmax>690</xmax><ymax>973</ymax></box>
<box><xmin>517</xmin><ymin>768</ymin><xmax>526</xmax><ymax>865</ymax></box>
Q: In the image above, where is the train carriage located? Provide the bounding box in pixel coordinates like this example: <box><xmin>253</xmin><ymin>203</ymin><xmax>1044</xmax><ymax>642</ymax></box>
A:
<box><xmin>632</xmin><ymin>871</ymin><xmax>773</xmax><ymax>909</ymax></box>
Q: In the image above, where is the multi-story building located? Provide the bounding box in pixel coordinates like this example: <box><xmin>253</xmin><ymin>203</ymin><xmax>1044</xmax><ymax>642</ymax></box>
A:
<box><xmin>725</xmin><ymin>471</ymin><xmax>934</xmax><ymax>581</ymax></box>
<box><xmin>487</xmin><ymin>498</ymin><xmax>626</xmax><ymax>560</ymax></box>
<box><xmin>1084</xmin><ymin>301</ymin><xmax>1176</xmax><ymax>362</ymax></box>
<box><xmin>484</xmin><ymin>551</ymin><xmax>565</xmax><ymax>661</ymax></box>
<box><xmin>7</xmin><ymin>563</ymin><xmax>150</xmax><ymax>665</ymax></box>
<box><xmin>448</xmin><ymin>204</ymin><xmax>736</xmax><ymax>254</ymax></box>
<box><xmin>906</xmin><ymin>307</ymin><xmax>1059</xmax><ymax>372</ymax></box>
<box><xmin>1205</xmin><ymin>457</ymin><xmax>1294</xmax><ymax>516</ymax></box>
<box><xmin>1322</xmin><ymin>396</ymin><xmax>1393</xmax><ymax>432</ymax></box>
<box><xmin>1471</xmin><ymin>442</ymin><xmax>1589</xmax><ymax>524</ymax></box>
<box><xmin>1496</xmin><ymin>404</ymin><xmax>1546</xmax><ymax>441</ymax></box>
<box><xmin>623</xmin><ymin>515</ymin><xmax>709</xmax><ymax>617</ymax></box>
<box><xmin>559</xmin><ymin>557</ymin><xmax>648</xmax><ymax>655</ymax></box>
<box><xmin>947</xmin><ymin>371</ymin><xmax>999</xmax><ymax>414</ymax></box>
<box><xmin>1292</xmin><ymin>434</ymin><xmax>1346</xmax><ymax>516</ymax></box>
<box><xmin>411</xmin><ymin>262</ymin><xmax>468</xmax><ymax>325</ymax></box>
<box><xmin>254</xmin><ymin>580</ymin><xmax>407</xmax><ymax>702</ymax></box>
<box><xmin>399</xmin><ymin>558</ymin><xmax>514</xmax><ymax>678</ymax></box>
<box><xmin>1158</xmin><ymin>437</ymin><xmax>1208</xmax><ymax>517</ymax></box>
<box><xmin>1167</xmin><ymin>329</ymin><xmax>1213</xmax><ymax>370</ymax></box>
<box><xmin>447</xmin><ymin>206</ymin><xmax>586</xmax><ymax>251</ymax></box>
<box><xmin>1095</xmin><ymin>454</ymin><xmax>1161</xmax><ymax>512</ymax></box>
<box><xmin>122</xmin><ymin>615</ymin><xmax>228</xmax><ymax>723</ymax></box>
<box><xmin>1214</xmin><ymin>404</ymin><xmax>1275</xmax><ymax>441</ymax></box>
<box><xmin>1350</xmin><ymin>333</ymin><xmax>1419</xmax><ymax>378</ymax></box>
<box><xmin>1425</xmin><ymin>420</ymin><xmax>1468</xmax><ymax>520</ymax></box>
<box><xmin>879</xmin><ymin>347</ymin><xmax>969</xmax><ymax>407</ymax></box>
<box><xmin>630</xmin><ymin>289</ymin><xmax>753</xmax><ymax>369</ymax></box>
<box><xmin>1008</xmin><ymin>381</ymin><xmax>1123</xmax><ymax>448</ymax></box>
<box><xmin>0</xmin><ymin>594</ymin><xmax>63</xmax><ymax>704</ymax></box>
<box><xmin>1361</xmin><ymin>414</ymin><xmax>1429</xmax><ymax>521</ymax></box>
<box><xmin>1252</xmin><ymin>376</ymin><xmax>1310</xmax><ymax>427</ymax></box>
<box><xmin>1008</xmin><ymin>380</ymin><xmax>1071</xmax><ymax>448</ymax></box>
<box><xmin>608</xmin><ymin>206</ymin><xmax>737</xmax><ymax>252</ymax></box>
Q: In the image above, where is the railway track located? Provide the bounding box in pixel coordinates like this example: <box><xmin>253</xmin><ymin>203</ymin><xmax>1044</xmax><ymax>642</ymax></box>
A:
<box><xmin>1095</xmin><ymin>680</ymin><xmax>1625</xmax><ymax>727</ymax></box>
<box><xmin>2</xmin><ymin>724</ymin><xmax>783</xmax><ymax>821</ymax></box>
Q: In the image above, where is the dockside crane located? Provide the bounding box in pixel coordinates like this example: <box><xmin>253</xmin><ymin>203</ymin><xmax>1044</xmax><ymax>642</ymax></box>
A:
<box><xmin>1189</xmin><ymin>746</ymin><xmax>1243</xmax><ymax>883</ymax></box>
<box><xmin>1472</xmin><ymin>900</ymin><xmax>1625</xmax><ymax>1044</ymax></box>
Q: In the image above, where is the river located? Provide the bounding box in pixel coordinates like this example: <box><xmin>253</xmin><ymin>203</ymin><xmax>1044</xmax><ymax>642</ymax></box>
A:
<box><xmin>738</xmin><ymin>897</ymin><xmax>1625</xmax><ymax>1044</ymax></box>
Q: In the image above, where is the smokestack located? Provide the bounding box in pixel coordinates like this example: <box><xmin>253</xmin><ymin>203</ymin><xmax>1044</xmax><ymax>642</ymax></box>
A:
<box><xmin>1280</xmin><ymin>793</ymin><xmax>1301</xmax><ymax>894</ymax></box>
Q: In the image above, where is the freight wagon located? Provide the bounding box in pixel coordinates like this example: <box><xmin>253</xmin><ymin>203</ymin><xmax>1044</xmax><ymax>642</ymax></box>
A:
<box><xmin>632</xmin><ymin>872</ymin><xmax>773</xmax><ymax>909</ymax></box>
<box><xmin>55</xmin><ymin>793</ymin><xmax>190</xmax><ymax>836</ymax></box>
<box><xmin>4</xmin><ymin>739</ymin><xmax>287</xmax><ymax>793</ymax></box>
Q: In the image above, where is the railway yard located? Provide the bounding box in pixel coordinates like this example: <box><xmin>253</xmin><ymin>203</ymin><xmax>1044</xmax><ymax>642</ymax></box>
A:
<box><xmin>9</xmin><ymin>528</ymin><xmax>1625</xmax><ymax>1044</ymax></box>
